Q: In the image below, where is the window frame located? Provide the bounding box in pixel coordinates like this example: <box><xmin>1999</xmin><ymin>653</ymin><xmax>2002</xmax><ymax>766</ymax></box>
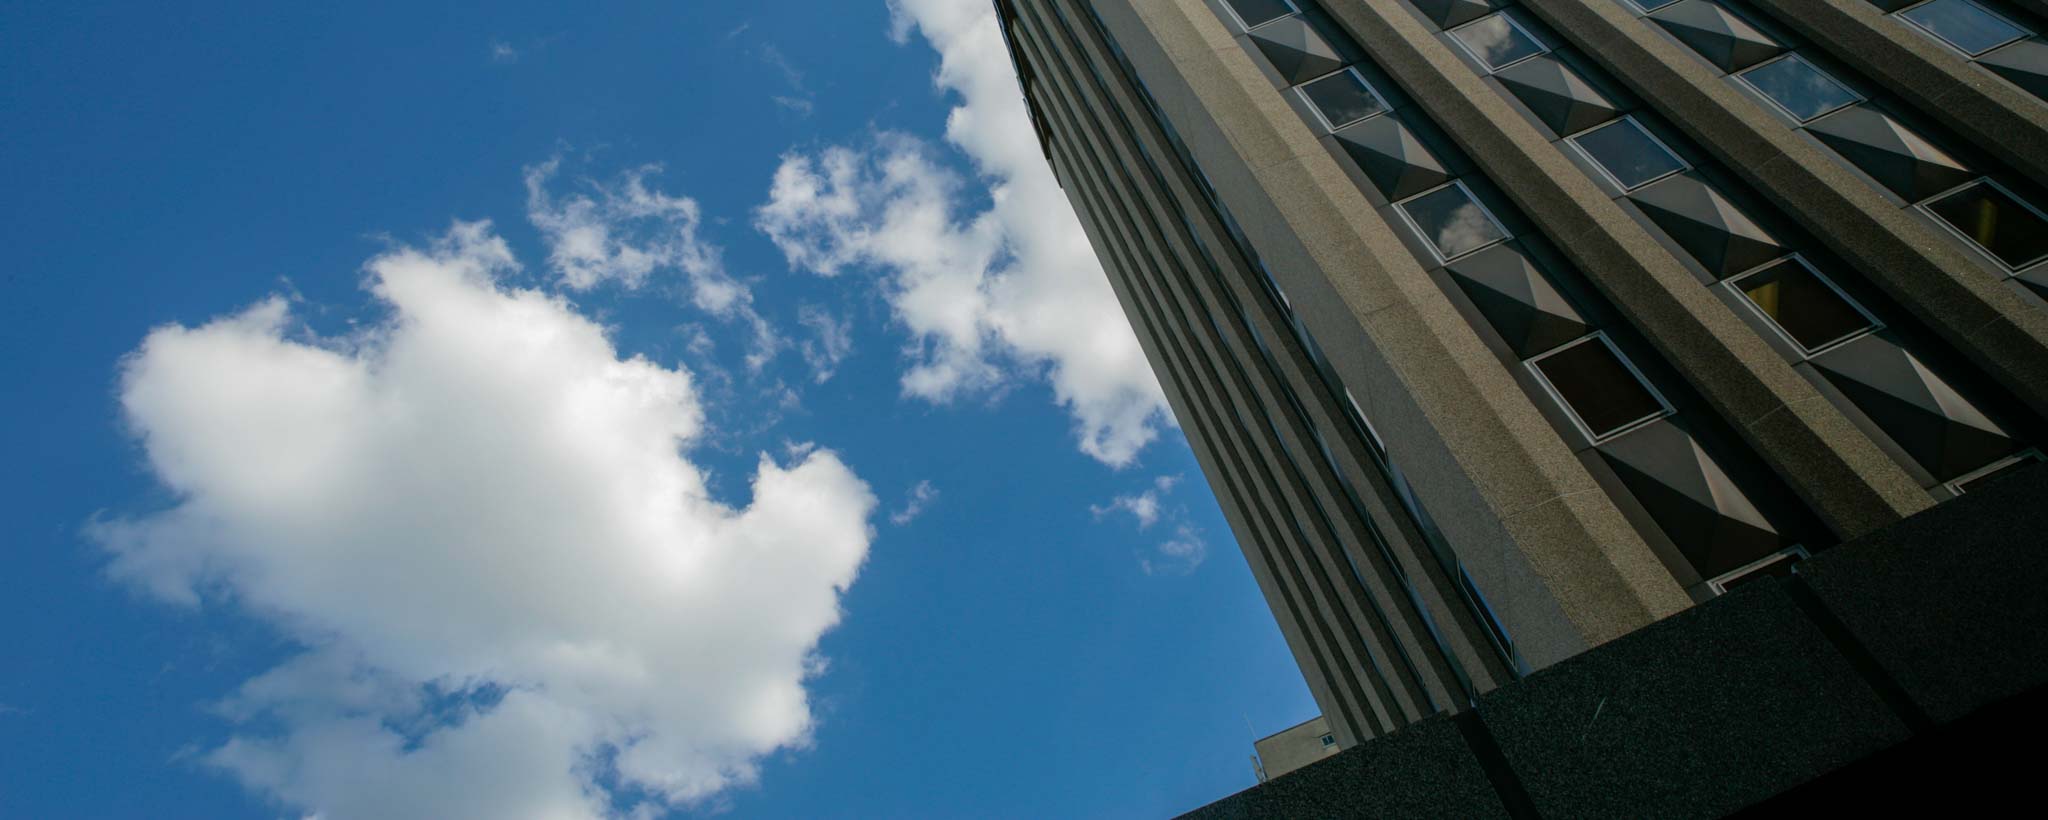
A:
<box><xmin>1447</xmin><ymin>11</ymin><xmax>1552</xmax><ymax>73</ymax></box>
<box><xmin>1917</xmin><ymin>176</ymin><xmax>2048</xmax><ymax>271</ymax></box>
<box><xmin>1735</xmin><ymin>52</ymin><xmax>1866</xmax><ymax>124</ymax></box>
<box><xmin>1893</xmin><ymin>0</ymin><xmax>2031</xmax><ymax>58</ymax></box>
<box><xmin>1724</xmin><ymin>255</ymin><xmax>1884</xmax><ymax>358</ymax></box>
<box><xmin>1623</xmin><ymin>0</ymin><xmax>1687</xmax><ymax>12</ymax></box>
<box><xmin>1566</xmin><ymin>115</ymin><xmax>1692</xmax><ymax>192</ymax></box>
<box><xmin>1296</xmin><ymin>66</ymin><xmax>1393</xmax><ymax>131</ymax></box>
<box><xmin>1393</xmin><ymin>180</ymin><xmax>1515</xmax><ymax>263</ymax></box>
<box><xmin>1524</xmin><ymin>332</ymin><xmax>1677</xmax><ymax>444</ymax></box>
<box><xmin>1946</xmin><ymin>448</ymin><xmax>2045</xmax><ymax>494</ymax></box>
<box><xmin>1705</xmin><ymin>545</ymin><xmax>1810</xmax><ymax>595</ymax></box>
<box><xmin>1219</xmin><ymin>0</ymin><xmax>1303</xmax><ymax>31</ymax></box>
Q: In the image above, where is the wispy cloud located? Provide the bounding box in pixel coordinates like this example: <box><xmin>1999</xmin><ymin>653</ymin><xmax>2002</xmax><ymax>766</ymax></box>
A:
<box><xmin>489</xmin><ymin>39</ymin><xmax>519</xmax><ymax>64</ymax></box>
<box><xmin>890</xmin><ymin>480</ymin><xmax>939</xmax><ymax>526</ymax></box>
<box><xmin>798</xmin><ymin>305</ymin><xmax>855</xmax><ymax>383</ymax></box>
<box><xmin>1092</xmin><ymin>475</ymin><xmax>1206</xmax><ymax>573</ymax></box>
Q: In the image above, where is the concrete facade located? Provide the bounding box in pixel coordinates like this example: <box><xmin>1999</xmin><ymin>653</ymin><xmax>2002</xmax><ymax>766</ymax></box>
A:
<box><xmin>1252</xmin><ymin>716</ymin><xmax>1339</xmax><ymax>782</ymax></box>
<box><xmin>997</xmin><ymin>0</ymin><xmax>2048</xmax><ymax>750</ymax></box>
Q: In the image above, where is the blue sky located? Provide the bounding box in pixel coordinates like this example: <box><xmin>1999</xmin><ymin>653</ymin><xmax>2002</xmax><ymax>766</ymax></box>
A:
<box><xmin>0</xmin><ymin>1</ymin><xmax>1316</xmax><ymax>818</ymax></box>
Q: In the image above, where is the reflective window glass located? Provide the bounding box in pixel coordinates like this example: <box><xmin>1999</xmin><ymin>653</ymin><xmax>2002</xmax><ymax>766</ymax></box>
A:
<box><xmin>1399</xmin><ymin>184</ymin><xmax>1510</xmax><ymax>260</ymax></box>
<box><xmin>1299</xmin><ymin>69</ymin><xmax>1389</xmax><ymax>129</ymax></box>
<box><xmin>1740</xmin><ymin>55</ymin><xmax>1861</xmax><ymax>121</ymax></box>
<box><xmin>1532</xmin><ymin>337</ymin><xmax>1668</xmax><ymax>439</ymax></box>
<box><xmin>1223</xmin><ymin>0</ymin><xmax>1299</xmax><ymax>28</ymax></box>
<box><xmin>1571</xmin><ymin>118</ymin><xmax>1686</xmax><ymax>190</ymax></box>
<box><xmin>1450</xmin><ymin>14</ymin><xmax>1547</xmax><ymax>71</ymax></box>
<box><xmin>1926</xmin><ymin>182</ymin><xmax>2048</xmax><ymax>268</ymax></box>
<box><xmin>1901</xmin><ymin>0</ymin><xmax>2027</xmax><ymax>56</ymax></box>
<box><xmin>1735</xmin><ymin>260</ymin><xmax>1876</xmax><ymax>352</ymax></box>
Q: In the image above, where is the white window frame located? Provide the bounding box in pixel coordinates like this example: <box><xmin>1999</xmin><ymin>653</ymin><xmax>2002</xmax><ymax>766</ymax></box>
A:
<box><xmin>1525</xmin><ymin>332</ymin><xmax>1677</xmax><ymax>444</ymax></box>
<box><xmin>1736</xmin><ymin>52</ymin><xmax>1865</xmax><ymax>124</ymax></box>
<box><xmin>1393</xmin><ymin>180</ymin><xmax>1514</xmax><ymax>263</ymax></box>
<box><xmin>1566</xmin><ymin>115</ymin><xmax>1692</xmax><ymax>192</ymax></box>
<box><xmin>1219</xmin><ymin>0</ymin><xmax>1302</xmax><ymax>31</ymax></box>
<box><xmin>1706</xmin><ymin>545</ymin><xmax>1810</xmax><ymax>595</ymax></box>
<box><xmin>1296</xmin><ymin>66</ymin><xmax>1392</xmax><ymax>131</ymax></box>
<box><xmin>1946</xmin><ymin>448</ymin><xmax>2046</xmax><ymax>494</ymax></box>
<box><xmin>1894</xmin><ymin>0</ymin><xmax>2031</xmax><ymax>58</ymax></box>
<box><xmin>1724</xmin><ymin>255</ymin><xmax>1884</xmax><ymax>358</ymax></box>
<box><xmin>1917</xmin><ymin>176</ymin><xmax>2048</xmax><ymax>271</ymax></box>
<box><xmin>1448</xmin><ymin>11</ymin><xmax>1552</xmax><ymax>73</ymax></box>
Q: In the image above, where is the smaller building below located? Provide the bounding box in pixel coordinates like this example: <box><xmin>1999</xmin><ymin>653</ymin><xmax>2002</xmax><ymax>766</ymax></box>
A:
<box><xmin>1253</xmin><ymin>715</ymin><xmax>1339</xmax><ymax>783</ymax></box>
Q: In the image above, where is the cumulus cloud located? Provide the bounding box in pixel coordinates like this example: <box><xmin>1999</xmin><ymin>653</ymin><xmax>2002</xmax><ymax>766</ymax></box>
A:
<box><xmin>755</xmin><ymin>2</ymin><xmax>1168</xmax><ymax>467</ymax></box>
<box><xmin>91</xmin><ymin>221</ymin><xmax>877</xmax><ymax>819</ymax></box>
<box><xmin>888</xmin><ymin>480</ymin><xmax>939</xmax><ymax>526</ymax></box>
<box><xmin>1147</xmin><ymin>525</ymin><xmax>1208</xmax><ymax>576</ymax></box>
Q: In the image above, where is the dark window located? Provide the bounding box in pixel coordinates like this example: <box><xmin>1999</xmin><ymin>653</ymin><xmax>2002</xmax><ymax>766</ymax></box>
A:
<box><xmin>1450</xmin><ymin>14</ymin><xmax>1547</xmax><ymax>71</ymax></box>
<box><xmin>1734</xmin><ymin>260</ymin><xmax>1876</xmax><ymax>353</ymax></box>
<box><xmin>1901</xmin><ymin>0</ymin><xmax>2027</xmax><ymax>56</ymax></box>
<box><xmin>1630</xmin><ymin>0</ymin><xmax>1685</xmax><ymax>10</ymax></box>
<box><xmin>1223</xmin><ymin>0</ymin><xmax>1298</xmax><ymax>28</ymax></box>
<box><xmin>1712</xmin><ymin>549</ymin><xmax>1806</xmax><ymax>593</ymax></box>
<box><xmin>1320</xmin><ymin>734</ymin><xmax>1337</xmax><ymax>747</ymax></box>
<box><xmin>1399</xmin><ymin>183</ymin><xmax>1510</xmax><ymax>260</ymax></box>
<box><xmin>1571</xmin><ymin>118</ymin><xmax>1686</xmax><ymax>190</ymax></box>
<box><xmin>1299</xmin><ymin>69</ymin><xmax>1388</xmax><ymax>129</ymax></box>
<box><xmin>1926</xmin><ymin>181</ymin><xmax>2048</xmax><ymax>269</ymax></box>
<box><xmin>1532</xmin><ymin>337</ymin><xmax>1668</xmax><ymax>439</ymax></box>
<box><xmin>1740</xmin><ymin>54</ymin><xmax>1860</xmax><ymax>122</ymax></box>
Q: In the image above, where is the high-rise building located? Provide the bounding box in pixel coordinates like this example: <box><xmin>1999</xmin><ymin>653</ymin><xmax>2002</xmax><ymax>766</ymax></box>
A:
<box><xmin>994</xmin><ymin>0</ymin><xmax>2048</xmax><ymax>754</ymax></box>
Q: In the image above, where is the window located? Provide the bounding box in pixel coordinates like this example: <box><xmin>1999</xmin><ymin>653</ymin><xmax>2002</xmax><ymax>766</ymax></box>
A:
<box><xmin>1627</xmin><ymin>0</ymin><xmax>1686</xmax><ymax>11</ymax></box>
<box><xmin>1899</xmin><ymin>0</ymin><xmax>2028</xmax><ymax>56</ymax></box>
<box><xmin>1397</xmin><ymin>182</ymin><xmax>1511</xmax><ymax>261</ymax></box>
<box><xmin>1222</xmin><ymin>0</ymin><xmax>1300</xmax><ymax>29</ymax></box>
<box><xmin>1738</xmin><ymin>54</ymin><xmax>1862</xmax><ymax>122</ymax></box>
<box><xmin>1320</xmin><ymin>733</ymin><xmax>1337</xmax><ymax>747</ymax></box>
<box><xmin>1529</xmin><ymin>335</ymin><xmax>1672</xmax><ymax>440</ymax></box>
<box><xmin>1731</xmin><ymin>258</ymin><xmax>1879</xmax><ymax>354</ymax></box>
<box><xmin>1449</xmin><ymin>13</ymin><xmax>1548</xmax><ymax>71</ymax></box>
<box><xmin>1298</xmin><ymin>68</ymin><xmax>1390</xmax><ymax>130</ymax></box>
<box><xmin>1570</xmin><ymin>117</ymin><xmax>1687</xmax><ymax>190</ymax></box>
<box><xmin>1950</xmin><ymin>449</ymin><xmax>2043</xmax><ymax>494</ymax></box>
<box><xmin>1924</xmin><ymin>180</ymin><xmax>2048</xmax><ymax>269</ymax></box>
<box><xmin>1707</xmin><ymin>546</ymin><xmax>1809</xmax><ymax>595</ymax></box>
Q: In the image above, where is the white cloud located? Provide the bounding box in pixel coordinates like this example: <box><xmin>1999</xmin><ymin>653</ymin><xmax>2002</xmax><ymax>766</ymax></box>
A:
<box><xmin>755</xmin><ymin>2</ymin><xmax>1169</xmax><ymax>467</ymax></box>
<box><xmin>888</xmin><ymin>480</ymin><xmax>939</xmax><ymax>526</ymax></box>
<box><xmin>91</xmin><ymin>222</ymin><xmax>877</xmax><ymax>819</ymax></box>
<box><xmin>1092</xmin><ymin>475</ymin><xmax>1205</xmax><ymax>573</ymax></box>
<box><xmin>525</xmin><ymin>158</ymin><xmax>783</xmax><ymax>372</ymax></box>
<box><xmin>489</xmin><ymin>40</ymin><xmax>519</xmax><ymax>64</ymax></box>
<box><xmin>797</xmin><ymin>305</ymin><xmax>854</xmax><ymax>383</ymax></box>
<box><xmin>1146</xmin><ymin>525</ymin><xmax>1208</xmax><ymax>576</ymax></box>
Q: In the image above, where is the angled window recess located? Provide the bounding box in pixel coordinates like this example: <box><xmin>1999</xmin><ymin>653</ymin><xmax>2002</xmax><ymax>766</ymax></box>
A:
<box><xmin>1529</xmin><ymin>334</ymin><xmax>1673</xmax><ymax>441</ymax></box>
<box><xmin>1739</xmin><ymin>54</ymin><xmax>1862</xmax><ymax>122</ymax></box>
<box><xmin>1449</xmin><ymin>13</ymin><xmax>1549</xmax><ymax>72</ymax></box>
<box><xmin>1924</xmin><ymin>180</ymin><xmax>2048</xmax><ymax>269</ymax></box>
<box><xmin>1731</xmin><ymin>258</ymin><xmax>1880</xmax><ymax>355</ymax></box>
<box><xmin>1299</xmin><ymin>68</ymin><xmax>1390</xmax><ymax>130</ymax></box>
<box><xmin>1397</xmin><ymin>182</ymin><xmax>1511</xmax><ymax>261</ymax></box>
<box><xmin>1899</xmin><ymin>0</ymin><xmax>2029</xmax><ymax>56</ymax></box>
<box><xmin>1628</xmin><ymin>0</ymin><xmax>1686</xmax><ymax>11</ymax></box>
<box><xmin>1222</xmin><ymin>0</ymin><xmax>1300</xmax><ymax>29</ymax></box>
<box><xmin>1570</xmin><ymin>117</ymin><xmax>1688</xmax><ymax>191</ymax></box>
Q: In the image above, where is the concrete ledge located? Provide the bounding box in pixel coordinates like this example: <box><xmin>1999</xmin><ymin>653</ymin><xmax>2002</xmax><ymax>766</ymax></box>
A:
<box><xmin>1799</xmin><ymin>462</ymin><xmax>2048</xmax><ymax>724</ymax></box>
<box><xmin>1183</xmin><ymin>715</ymin><xmax>1509</xmax><ymax>820</ymax></box>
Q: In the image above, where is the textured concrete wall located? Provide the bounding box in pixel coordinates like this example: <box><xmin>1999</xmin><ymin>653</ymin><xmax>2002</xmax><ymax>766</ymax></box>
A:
<box><xmin>1184</xmin><ymin>463</ymin><xmax>2048</xmax><ymax>818</ymax></box>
